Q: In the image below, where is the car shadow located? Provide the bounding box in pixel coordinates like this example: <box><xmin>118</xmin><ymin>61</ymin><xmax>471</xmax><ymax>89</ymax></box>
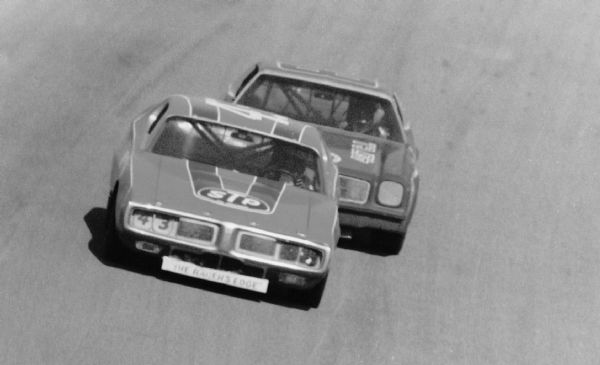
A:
<box><xmin>84</xmin><ymin>207</ymin><xmax>313</xmax><ymax>310</ymax></box>
<box><xmin>336</xmin><ymin>230</ymin><xmax>403</xmax><ymax>257</ymax></box>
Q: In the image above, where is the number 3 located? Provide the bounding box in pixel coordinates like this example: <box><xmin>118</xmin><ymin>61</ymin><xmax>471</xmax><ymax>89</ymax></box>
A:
<box><xmin>153</xmin><ymin>216</ymin><xmax>171</xmax><ymax>234</ymax></box>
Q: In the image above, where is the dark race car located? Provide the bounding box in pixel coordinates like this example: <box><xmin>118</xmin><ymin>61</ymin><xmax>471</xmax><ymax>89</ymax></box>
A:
<box><xmin>106</xmin><ymin>95</ymin><xmax>340</xmax><ymax>307</ymax></box>
<box><xmin>226</xmin><ymin>62</ymin><xmax>419</xmax><ymax>253</ymax></box>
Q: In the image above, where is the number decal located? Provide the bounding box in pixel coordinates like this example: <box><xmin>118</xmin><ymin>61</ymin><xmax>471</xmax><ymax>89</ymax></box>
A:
<box><xmin>153</xmin><ymin>215</ymin><xmax>173</xmax><ymax>235</ymax></box>
<box><xmin>133</xmin><ymin>212</ymin><xmax>152</xmax><ymax>230</ymax></box>
<box><xmin>205</xmin><ymin>98</ymin><xmax>289</xmax><ymax>125</ymax></box>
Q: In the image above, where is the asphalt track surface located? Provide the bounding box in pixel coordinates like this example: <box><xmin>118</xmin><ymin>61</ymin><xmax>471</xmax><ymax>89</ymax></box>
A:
<box><xmin>1</xmin><ymin>1</ymin><xmax>599</xmax><ymax>364</ymax></box>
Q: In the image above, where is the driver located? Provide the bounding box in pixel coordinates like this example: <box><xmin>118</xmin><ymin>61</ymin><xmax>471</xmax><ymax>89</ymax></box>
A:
<box><xmin>340</xmin><ymin>98</ymin><xmax>390</xmax><ymax>139</ymax></box>
<box><xmin>264</xmin><ymin>145</ymin><xmax>315</xmax><ymax>190</ymax></box>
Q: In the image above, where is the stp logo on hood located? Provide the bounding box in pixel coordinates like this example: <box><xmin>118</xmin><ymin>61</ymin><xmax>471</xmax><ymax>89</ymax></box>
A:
<box><xmin>198</xmin><ymin>188</ymin><xmax>270</xmax><ymax>212</ymax></box>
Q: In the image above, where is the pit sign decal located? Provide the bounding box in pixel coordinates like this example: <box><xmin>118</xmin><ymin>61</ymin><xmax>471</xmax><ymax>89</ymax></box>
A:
<box><xmin>198</xmin><ymin>188</ymin><xmax>270</xmax><ymax>212</ymax></box>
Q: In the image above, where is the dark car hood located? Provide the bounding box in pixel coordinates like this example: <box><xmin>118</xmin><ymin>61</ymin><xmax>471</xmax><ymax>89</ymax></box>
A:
<box><xmin>318</xmin><ymin>127</ymin><xmax>409</xmax><ymax>181</ymax></box>
<box><xmin>131</xmin><ymin>153</ymin><xmax>334</xmax><ymax>243</ymax></box>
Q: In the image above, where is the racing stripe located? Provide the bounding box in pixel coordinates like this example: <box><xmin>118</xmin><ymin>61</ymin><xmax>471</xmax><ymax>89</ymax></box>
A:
<box><xmin>247</xmin><ymin>178</ymin><xmax>287</xmax><ymax>214</ymax></box>
<box><xmin>297</xmin><ymin>124</ymin><xmax>309</xmax><ymax>143</ymax></box>
<box><xmin>187</xmin><ymin>160</ymin><xmax>286</xmax><ymax>214</ymax></box>
<box><xmin>245</xmin><ymin>176</ymin><xmax>258</xmax><ymax>195</ymax></box>
<box><xmin>217</xmin><ymin>168</ymin><xmax>256</xmax><ymax>194</ymax></box>
<box><xmin>224</xmin><ymin>108</ymin><xmax>274</xmax><ymax>134</ymax></box>
<box><xmin>187</xmin><ymin>160</ymin><xmax>222</xmax><ymax>193</ymax></box>
<box><xmin>272</xmin><ymin>122</ymin><xmax>301</xmax><ymax>141</ymax></box>
<box><xmin>205</xmin><ymin>98</ymin><xmax>275</xmax><ymax>134</ymax></box>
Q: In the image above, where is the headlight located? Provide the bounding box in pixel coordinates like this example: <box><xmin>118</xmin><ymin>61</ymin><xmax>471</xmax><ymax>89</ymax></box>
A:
<box><xmin>177</xmin><ymin>218</ymin><xmax>217</xmax><ymax>243</ymax></box>
<box><xmin>297</xmin><ymin>247</ymin><xmax>321</xmax><ymax>268</ymax></box>
<box><xmin>279</xmin><ymin>244</ymin><xmax>300</xmax><ymax>261</ymax></box>
<box><xmin>238</xmin><ymin>232</ymin><xmax>277</xmax><ymax>256</ymax></box>
<box><xmin>338</xmin><ymin>175</ymin><xmax>370</xmax><ymax>204</ymax></box>
<box><xmin>236</xmin><ymin>232</ymin><xmax>323</xmax><ymax>268</ymax></box>
<box><xmin>377</xmin><ymin>181</ymin><xmax>404</xmax><ymax>207</ymax></box>
<box><xmin>279</xmin><ymin>244</ymin><xmax>321</xmax><ymax>268</ymax></box>
<box><xmin>278</xmin><ymin>244</ymin><xmax>321</xmax><ymax>268</ymax></box>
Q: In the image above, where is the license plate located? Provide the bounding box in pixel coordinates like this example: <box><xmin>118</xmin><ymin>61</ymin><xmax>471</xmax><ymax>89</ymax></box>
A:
<box><xmin>161</xmin><ymin>256</ymin><xmax>269</xmax><ymax>293</ymax></box>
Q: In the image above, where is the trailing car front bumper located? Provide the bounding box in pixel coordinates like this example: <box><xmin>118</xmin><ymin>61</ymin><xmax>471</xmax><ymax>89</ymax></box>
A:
<box><xmin>338</xmin><ymin>206</ymin><xmax>405</xmax><ymax>233</ymax></box>
<box><xmin>338</xmin><ymin>175</ymin><xmax>419</xmax><ymax>235</ymax></box>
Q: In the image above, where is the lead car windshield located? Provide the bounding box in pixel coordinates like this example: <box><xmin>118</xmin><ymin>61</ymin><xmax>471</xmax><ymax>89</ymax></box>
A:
<box><xmin>151</xmin><ymin>117</ymin><xmax>321</xmax><ymax>192</ymax></box>
<box><xmin>237</xmin><ymin>74</ymin><xmax>403</xmax><ymax>142</ymax></box>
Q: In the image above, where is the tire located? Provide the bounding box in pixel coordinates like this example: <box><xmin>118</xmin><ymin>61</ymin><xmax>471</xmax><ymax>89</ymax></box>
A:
<box><xmin>302</xmin><ymin>275</ymin><xmax>328</xmax><ymax>308</ymax></box>
<box><xmin>379</xmin><ymin>231</ymin><xmax>406</xmax><ymax>255</ymax></box>
<box><xmin>104</xmin><ymin>187</ymin><xmax>126</xmax><ymax>261</ymax></box>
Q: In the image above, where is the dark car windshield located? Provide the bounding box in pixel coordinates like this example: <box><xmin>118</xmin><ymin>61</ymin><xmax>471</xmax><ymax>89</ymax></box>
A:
<box><xmin>237</xmin><ymin>74</ymin><xmax>403</xmax><ymax>142</ymax></box>
<box><xmin>151</xmin><ymin>117</ymin><xmax>321</xmax><ymax>192</ymax></box>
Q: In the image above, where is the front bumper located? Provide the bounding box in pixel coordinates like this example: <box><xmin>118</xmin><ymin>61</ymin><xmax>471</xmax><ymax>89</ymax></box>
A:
<box><xmin>338</xmin><ymin>206</ymin><xmax>405</xmax><ymax>233</ymax></box>
<box><xmin>117</xmin><ymin>227</ymin><xmax>327</xmax><ymax>291</ymax></box>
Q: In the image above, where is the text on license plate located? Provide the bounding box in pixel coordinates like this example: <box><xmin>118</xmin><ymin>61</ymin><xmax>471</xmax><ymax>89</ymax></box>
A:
<box><xmin>161</xmin><ymin>256</ymin><xmax>269</xmax><ymax>293</ymax></box>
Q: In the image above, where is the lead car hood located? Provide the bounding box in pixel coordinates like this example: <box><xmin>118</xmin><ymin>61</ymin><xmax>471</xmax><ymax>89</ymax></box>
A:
<box><xmin>317</xmin><ymin>127</ymin><xmax>410</xmax><ymax>181</ymax></box>
<box><xmin>130</xmin><ymin>152</ymin><xmax>335</xmax><ymax>245</ymax></box>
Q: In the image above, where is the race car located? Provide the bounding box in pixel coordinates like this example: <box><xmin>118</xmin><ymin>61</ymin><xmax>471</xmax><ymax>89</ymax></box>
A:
<box><xmin>226</xmin><ymin>62</ymin><xmax>419</xmax><ymax>253</ymax></box>
<box><xmin>105</xmin><ymin>95</ymin><xmax>340</xmax><ymax>307</ymax></box>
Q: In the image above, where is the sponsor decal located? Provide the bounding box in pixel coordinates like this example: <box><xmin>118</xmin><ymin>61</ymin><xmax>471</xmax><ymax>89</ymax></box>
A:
<box><xmin>198</xmin><ymin>188</ymin><xmax>270</xmax><ymax>212</ymax></box>
<box><xmin>350</xmin><ymin>140</ymin><xmax>377</xmax><ymax>164</ymax></box>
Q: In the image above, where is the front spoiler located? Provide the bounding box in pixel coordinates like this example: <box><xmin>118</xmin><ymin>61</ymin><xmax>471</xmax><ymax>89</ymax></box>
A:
<box><xmin>117</xmin><ymin>229</ymin><xmax>326</xmax><ymax>290</ymax></box>
<box><xmin>338</xmin><ymin>207</ymin><xmax>405</xmax><ymax>233</ymax></box>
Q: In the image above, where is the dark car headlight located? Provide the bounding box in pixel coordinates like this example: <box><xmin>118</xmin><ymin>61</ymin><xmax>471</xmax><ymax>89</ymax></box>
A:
<box><xmin>338</xmin><ymin>175</ymin><xmax>370</xmax><ymax>204</ymax></box>
<box><xmin>377</xmin><ymin>181</ymin><xmax>404</xmax><ymax>207</ymax></box>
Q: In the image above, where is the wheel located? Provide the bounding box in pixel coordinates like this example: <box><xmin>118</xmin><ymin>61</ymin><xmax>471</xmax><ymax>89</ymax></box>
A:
<box><xmin>104</xmin><ymin>187</ymin><xmax>126</xmax><ymax>261</ymax></box>
<box><xmin>302</xmin><ymin>275</ymin><xmax>328</xmax><ymax>308</ymax></box>
<box><xmin>379</xmin><ymin>231</ymin><xmax>406</xmax><ymax>255</ymax></box>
